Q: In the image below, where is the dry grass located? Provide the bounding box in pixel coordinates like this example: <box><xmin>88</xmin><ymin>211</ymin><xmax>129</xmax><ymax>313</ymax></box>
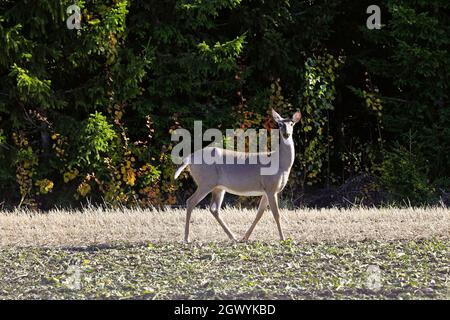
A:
<box><xmin>1</xmin><ymin>206</ymin><xmax>449</xmax><ymax>247</ymax></box>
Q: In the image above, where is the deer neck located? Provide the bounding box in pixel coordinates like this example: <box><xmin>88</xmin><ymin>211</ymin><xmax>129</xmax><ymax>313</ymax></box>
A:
<box><xmin>278</xmin><ymin>136</ymin><xmax>295</xmax><ymax>172</ymax></box>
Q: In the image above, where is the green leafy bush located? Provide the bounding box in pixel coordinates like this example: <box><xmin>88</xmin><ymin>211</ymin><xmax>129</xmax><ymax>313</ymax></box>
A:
<box><xmin>378</xmin><ymin>147</ymin><xmax>435</xmax><ymax>206</ymax></box>
<box><xmin>0</xmin><ymin>0</ymin><xmax>448</xmax><ymax>208</ymax></box>
<box><xmin>76</xmin><ymin>112</ymin><xmax>117</xmax><ymax>169</ymax></box>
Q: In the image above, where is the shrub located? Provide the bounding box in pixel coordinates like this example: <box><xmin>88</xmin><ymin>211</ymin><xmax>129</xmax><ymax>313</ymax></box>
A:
<box><xmin>378</xmin><ymin>147</ymin><xmax>435</xmax><ymax>206</ymax></box>
<box><xmin>0</xmin><ymin>0</ymin><xmax>448</xmax><ymax>208</ymax></box>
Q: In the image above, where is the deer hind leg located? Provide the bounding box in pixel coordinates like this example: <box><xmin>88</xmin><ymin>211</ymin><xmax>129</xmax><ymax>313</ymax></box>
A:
<box><xmin>242</xmin><ymin>195</ymin><xmax>268</xmax><ymax>241</ymax></box>
<box><xmin>210</xmin><ymin>189</ymin><xmax>236</xmax><ymax>241</ymax></box>
<box><xmin>267</xmin><ymin>193</ymin><xmax>285</xmax><ymax>241</ymax></box>
<box><xmin>185</xmin><ymin>186</ymin><xmax>212</xmax><ymax>243</ymax></box>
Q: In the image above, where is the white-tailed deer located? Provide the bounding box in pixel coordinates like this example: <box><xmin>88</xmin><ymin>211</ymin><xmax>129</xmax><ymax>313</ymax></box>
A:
<box><xmin>174</xmin><ymin>109</ymin><xmax>302</xmax><ymax>243</ymax></box>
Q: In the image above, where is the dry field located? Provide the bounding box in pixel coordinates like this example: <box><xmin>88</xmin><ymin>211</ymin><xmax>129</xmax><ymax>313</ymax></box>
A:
<box><xmin>0</xmin><ymin>207</ymin><xmax>449</xmax><ymax>247</ymax></box>
<box><xmin>0</xmin><ymin>207</ymin><xmax>449</xmax><ymax>300</ymax></box>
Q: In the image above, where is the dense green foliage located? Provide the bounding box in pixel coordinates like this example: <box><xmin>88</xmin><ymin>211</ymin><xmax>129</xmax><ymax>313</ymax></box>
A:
<box><xmin>378</xmin><ymin>146</ymin><xmax>435</xmax><ymax>205</ymax></box>
<box><xmin>0</xmin><ymin>0</ymin><xmax>449</xmax><ymax>208</ymax></box>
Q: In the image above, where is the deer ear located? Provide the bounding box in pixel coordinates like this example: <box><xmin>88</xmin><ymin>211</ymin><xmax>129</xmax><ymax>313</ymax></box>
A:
<box><xmin>292</xmin><ymin>111</ymin><xmax>302</xmax><ymax>123</ymax></box>
<box><xmin>272</xmin><ymin>109</ymin><xmax>283</xmax><ymax>122</ymax></box>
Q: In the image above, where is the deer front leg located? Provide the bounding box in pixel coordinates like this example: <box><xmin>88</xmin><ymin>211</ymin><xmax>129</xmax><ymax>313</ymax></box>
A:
<box><xmin>266</xmin><ymin>192</ymin><xmax>285</xmax><ymax>241</ymax></box>
<box><xmin>242</xmin><ymin>195</ymin><xmax>268</xmax><ymax>241</ymax></box>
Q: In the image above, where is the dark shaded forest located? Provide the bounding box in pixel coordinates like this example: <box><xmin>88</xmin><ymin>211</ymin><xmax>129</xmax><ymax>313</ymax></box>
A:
<box><xmin>0</xmin><ymin>0</ymin><xmax>449</xmax><ymax>209</ymax></box>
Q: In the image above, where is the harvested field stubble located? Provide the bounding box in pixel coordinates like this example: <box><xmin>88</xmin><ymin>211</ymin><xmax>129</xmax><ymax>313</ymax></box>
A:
<box><xmin>0</xmin><ymin>207</ymin><xmax>449</xmax><ymax>247</ymax></box>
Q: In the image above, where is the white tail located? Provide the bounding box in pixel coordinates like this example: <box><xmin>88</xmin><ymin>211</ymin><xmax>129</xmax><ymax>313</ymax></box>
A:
<box><xmin>178</xmin><ymin>109</ymin><xmax>302</xmax><ymax>243</ymax></box>
<box><xmin>174</xmin><ymin>157</ymin><xmax>190</xmax><ymax>180</ymax></box>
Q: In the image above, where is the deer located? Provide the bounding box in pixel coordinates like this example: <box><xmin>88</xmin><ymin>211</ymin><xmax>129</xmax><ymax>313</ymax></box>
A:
<box><xmin>174</xmin><ymin>109</ymin><xmax>302</xmax><ymax>243</ymax></box>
